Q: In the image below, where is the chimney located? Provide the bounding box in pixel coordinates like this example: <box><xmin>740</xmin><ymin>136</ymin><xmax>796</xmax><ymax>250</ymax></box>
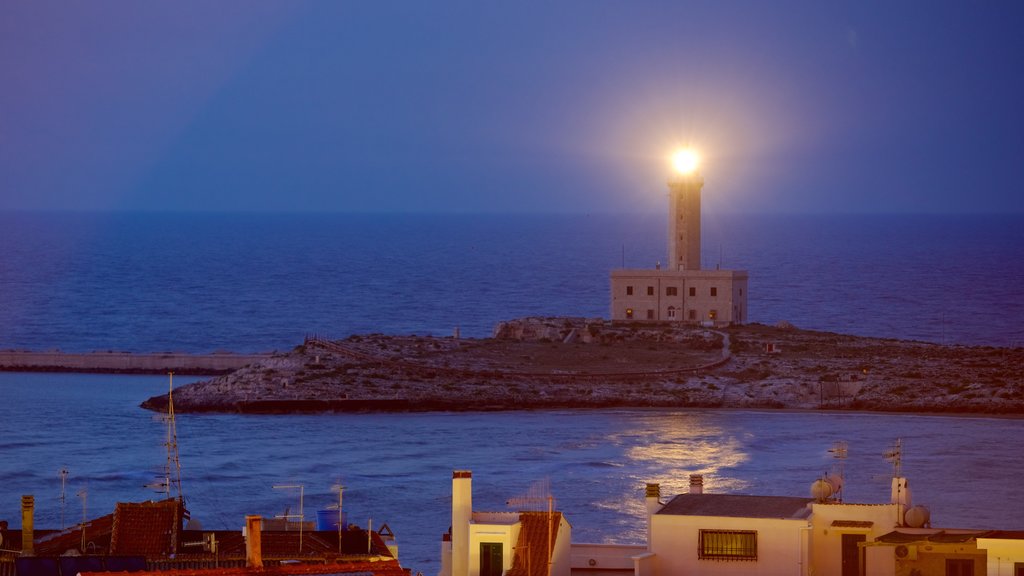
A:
<box><xmin>891</xmin><ymin>477</ymin><xmax>912</xmax><ymax>526</ymax></box>
<box><xmin>644</xmin><ymin>483</ymin><xmax>661</xmax><ymax>512</ymax></box>
<box><xmin>452</xmin><ymin>471</ymin><xmax>472</xmax><ymax>576</ymax></box>
<box><xmin>245</xmin><ymin>515</ymin><xmax>263</xmax><ymax>568</ymax></box>
<box><xmin>21</xmin><ymin>495</ymin><xmax>34</xmax><ymax>556</ymax></box>
<box><xmin>689</xmin><ymin>474</ymin><xmax>704</xmax><ymax>494</ymax></box>
<box><xmin>644</xmin><ymin>483</ymin><xmax>662</xmax><ymax>551</ymax></box>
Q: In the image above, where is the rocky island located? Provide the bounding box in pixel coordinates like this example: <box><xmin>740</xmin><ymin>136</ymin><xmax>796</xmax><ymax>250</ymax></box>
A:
<box><xmin>141</xmin><ymin>317</ymin><xmax>1024</xmax><ymax>415</ymax></box>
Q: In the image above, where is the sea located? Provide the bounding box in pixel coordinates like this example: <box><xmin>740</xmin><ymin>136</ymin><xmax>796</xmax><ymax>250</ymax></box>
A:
<box><xmin>1</xmin><ymin>212</ymin><xmax>1023</xmax><ymax>575</ymax></box>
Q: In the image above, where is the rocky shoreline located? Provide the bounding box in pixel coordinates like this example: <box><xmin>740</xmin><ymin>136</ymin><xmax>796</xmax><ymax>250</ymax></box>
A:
<box><xmin>141</xmin><ymin>317</ymin><xmax>1024</xmax><ymax>415</ymax></box>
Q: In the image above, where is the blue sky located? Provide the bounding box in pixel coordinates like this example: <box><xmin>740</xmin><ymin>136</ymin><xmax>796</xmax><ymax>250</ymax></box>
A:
<box><xmin>2</xmin><ymin>2</ymin><xmax>1023</xmax><ymax>214</ymax></box>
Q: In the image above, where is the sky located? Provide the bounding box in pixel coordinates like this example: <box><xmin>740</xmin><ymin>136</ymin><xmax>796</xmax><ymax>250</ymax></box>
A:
<box><xmin>2</xmin><ymin>2</ymin><xmax>1023</xmax><ymax>214</ymax></box>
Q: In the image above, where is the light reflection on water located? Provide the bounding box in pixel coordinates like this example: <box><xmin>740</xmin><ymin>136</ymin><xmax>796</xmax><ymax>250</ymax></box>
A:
<box><xmin>621</xmin><ymin>413</ymin><xmax>751</xmax><ymax>495</ymax></box>
<box><xmin>2</xmin><ymin>375</ymin><xmax>1023</xmax><ymax>576</ymax></box>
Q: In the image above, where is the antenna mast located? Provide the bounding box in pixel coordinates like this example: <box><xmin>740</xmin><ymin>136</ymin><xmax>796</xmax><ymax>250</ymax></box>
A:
<box><xmin>77</xmin><ymin>487</ymin><xmax>88</xmax><ymax>551</ymax></box>
<box><xmin>273</xmin><ymin>484</ymin><xmax>305</xmax><ymax>553</ymax></box>
<box><xmin>165</xmin><ymin>372</ymin><xmax>185</xmax><ymax>504</ymax></box>
<box><xmin>59</xmin><ymin>468</ymin><xmax>69</xmax><ymax>530</ymax></box>
<box><xmin>828</xmin><ymin>440</ymin><xmax>848</xmax><ymax>503</ymax></box>
<box><xmin>884</xmin><ymin>438</ymin><xmax>903</xmax><ymax>478</ymax></box>
<box><xmin>506</xmin><ymin>479</ymin><xmax>555</xmax><ymax>576</ymax></box>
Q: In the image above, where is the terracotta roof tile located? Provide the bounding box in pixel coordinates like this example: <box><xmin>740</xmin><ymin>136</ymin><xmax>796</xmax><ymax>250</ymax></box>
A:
<box><xmin>110</xmin><ymin>499</ymin><xmax>182</xmax><ymax>557</ymax></box>
<box><xmin>506</xmin><ymin>511</ymin><xmax>562</xmax><ymax>576</ymax></box>
<box><xmin>80</xmin><ymin>559</ymin><xmax>407</xmax><ymax>576</ymax></box>
<box><xmin>32</xmin><ymin>513</ymin><xmax>116</xmax><ymax>556</ymax></box>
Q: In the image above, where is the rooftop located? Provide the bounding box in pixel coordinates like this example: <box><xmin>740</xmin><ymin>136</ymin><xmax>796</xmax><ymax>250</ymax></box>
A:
<box><xmin>505</xmin><ymin>511</ymin><xmax>564</xmax><ymax>576</ymax></box>
<box><xmin>80</xmin><ymin>559</ymin><xmax>407</xmax><ymax>576</ymax></box>
<box><xmin>657</xmin><ymin>494</ymin><xmax>813</xmax><ymax>520</ymax></box>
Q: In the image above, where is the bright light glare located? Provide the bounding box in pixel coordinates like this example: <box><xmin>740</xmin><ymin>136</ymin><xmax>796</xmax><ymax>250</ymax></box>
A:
<box><xmin>671</xmin><ymin>149</ymin><xmax>700</xmax><ymax>175</ymax></box>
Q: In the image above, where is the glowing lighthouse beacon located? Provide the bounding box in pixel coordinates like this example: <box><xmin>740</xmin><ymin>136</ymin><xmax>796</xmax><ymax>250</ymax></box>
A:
<box><xmin>610</xmin><ymin>149</ymin><xmax>748</xmax><ymax>325</ymax></box>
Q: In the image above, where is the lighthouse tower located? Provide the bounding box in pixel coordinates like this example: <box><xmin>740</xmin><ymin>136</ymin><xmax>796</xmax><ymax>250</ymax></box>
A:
<box><xmin>667</xmin><ymin>171</ymin><xmax>704</xmax><ymax>271</ymax></box>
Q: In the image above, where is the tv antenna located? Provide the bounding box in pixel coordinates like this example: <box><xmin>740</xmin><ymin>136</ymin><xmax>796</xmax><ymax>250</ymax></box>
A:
<box><xmin>884</xmin><ymin>438</ymin><xmax>903</xmax><ymax>478</ymax></box>
<box><xmin>827</xmin><ymin>440</ymin><xmax>848</xmax><ymax>502</ymax></box>
<box><xmin>273</xmin><ymin>483</ymin><xmax>305</xmax><ymax>552</ymax></box>
<box><xmin>77</xmin><ymin>486</ymin><xmax>88</xmax><ymax>551</ymax></box>
<box><xmin>149</xmin><ymin>373</ymin><xmax>185</xmax><ymax>506</ymax></box>
<box><xmin>330</xmin><ymin>481</ymin><xmax>345</xmax><ymax>555</ymax></box>
<box><xmin>59</xmin><ymin>467</ymin><xmax>69</xmax><ymax>530</ymax></box>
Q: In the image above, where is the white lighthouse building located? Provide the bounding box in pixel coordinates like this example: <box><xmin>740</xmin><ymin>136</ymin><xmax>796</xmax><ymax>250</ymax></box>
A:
<box><xmin>610</xmin><ymin>151</ymin><xmax>748</xmax><ymax>326</ymax></box>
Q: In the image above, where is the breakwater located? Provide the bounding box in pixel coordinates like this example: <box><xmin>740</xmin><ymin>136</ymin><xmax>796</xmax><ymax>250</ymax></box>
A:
<box><xmin>0</xmin><ymin>350</ymin><xmax>270</xmax><ymax>375</ymax></box>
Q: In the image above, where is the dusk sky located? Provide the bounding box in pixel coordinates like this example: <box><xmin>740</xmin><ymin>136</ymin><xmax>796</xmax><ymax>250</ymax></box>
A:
<box><xmin>2</xmin><ymin>2</ymin><xmax>1023</xmax><ymax>214</ymax></box>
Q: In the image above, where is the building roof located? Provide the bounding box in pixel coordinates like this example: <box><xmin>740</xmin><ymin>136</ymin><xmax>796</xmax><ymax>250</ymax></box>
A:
<box><xmin>195</xmin><ymin>528</ymin><xmax>393</xmax><ymax>559</ymax></box>
<box><xmin>876</xmin><ymin>530</ymin><xmax>994</xmax><ymax>544</ymax></box>
<box><xmin>80</xmin><ymin>559</ymin><xmax>407</xmax><ymax>576</ymax></box>
<box><xmin>110</xmin><ymin>499</ymin><xmax>182</xmax><ymax>556</ymax></box>
<box><xmin>978</xmin><ymin>530</ymin><xmax>1024</xmax><ymax>540</ymax></box>
<box><xmin>31</xmin><ymin>512</ymin><xmax>117</xmax><ymax>556</ymax></box>
<box><xmin>505</xmin><ymin>511</ymin><xmax>563</xmax><ymax>576</ymax></box>
<box><xmin>4</xmin><ymin>504</ymin><xmax>392</xmax><ymax>562</ymax></box>
<box><xmin>657</xmin><ymin>494</ymin><xmax>813</xmax><ymax>519</ymax></box>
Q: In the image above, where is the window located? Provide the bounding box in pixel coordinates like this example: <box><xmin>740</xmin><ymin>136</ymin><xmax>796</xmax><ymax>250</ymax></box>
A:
<box><xmin>710</xmin><ymin>287</ymin><xmax>718</xmax><ymax>297</ymax></box>
<box><xmin>688</xmin><ymin>309</ymin><xmax>696</xmax><ymax>320</ymax></box>
<box><xmin>1014</xmin><ymin>562</ymin><xmax>1024</xmax><ymax>576</ymax></box>
<box><xmin>626</xmin><ymin>285</ymin><xmax>634</xmax><ymax>296</ymax></box>
<box><xmin>667</xmin><ymin>306</ymin><xmax>677</xmax><ymax>319</ymax></box>
<box><xmin>480</xmin><ymin>542</ymin><xmax>503</xmax><ymax>576</ymax></box>
<box><xmin>666</xmin><ymin>286</ymin><xmax>678</xmax><ymax>296</ymax></box>
<box><xmin>647</xmin><ymin>286</ymin><xmax>654</xmax><ymax>296</ymax></box>
<box><xmin>625</xmin><ymin>308</ymin><xmax>634</xmax><ymax>319</ymax></box>
<box><xmin>699</xmin><ymin>530</ymin><xmax>757</xmax><ymax>560</ymax></box>
<box><xmin>646</xmin><ymin>309</ymin><xmax>654</xmax><ymax>320</ymax></box>
<box><xmin>689</xmin><ymin>287</ymin><xmax>696</xmax><ymax>297</ymax></box>
<box><xmin>709</xmin><ymin>309</ymin><xmax>717</xmax><ymax>320</ymax></box>
<box><xmin>739</xmin><ymin>288</ymin><xmax>743</xmax><ymax>296</ymax></box>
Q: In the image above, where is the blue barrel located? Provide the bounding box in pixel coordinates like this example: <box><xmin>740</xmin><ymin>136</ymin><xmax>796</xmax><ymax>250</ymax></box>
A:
<box><xmin>316</xmin><ymin>508</ymin><xmax>347</xmax><ymax>531</ymax></box>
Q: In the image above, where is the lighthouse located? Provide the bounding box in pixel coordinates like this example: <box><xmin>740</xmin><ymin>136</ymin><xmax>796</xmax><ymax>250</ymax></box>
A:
<box><xmin>609</xmin><ymin>149</ymin><xmax>748</xmax><ymax>326</ymax></box>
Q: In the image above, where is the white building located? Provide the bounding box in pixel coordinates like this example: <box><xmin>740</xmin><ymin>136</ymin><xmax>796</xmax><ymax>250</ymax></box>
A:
<box><xmin>976</xmin><ymin>532</ymin><xmax>1024</xmax><ymax>576</ymax></box>
<box><xmin>440</xmin><ymin>470</ymin><xmax>572</xmax><ymax>576</ymax></box>
<box><xmin>610</xmin><ymin>164</ymin><xmax>748</xmax><ymax>326</ymax></box>
<box><xmin>638</xmin><ymin>479</ymin><xmax>813</xmax><ymax>576</ymax></box>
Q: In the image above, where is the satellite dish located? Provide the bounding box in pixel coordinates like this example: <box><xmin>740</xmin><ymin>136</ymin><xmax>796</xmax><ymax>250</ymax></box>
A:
<box><xmin>810</xmin><ymin>479</ymin><xmax>833</xmax><ymax>501</ymax></box>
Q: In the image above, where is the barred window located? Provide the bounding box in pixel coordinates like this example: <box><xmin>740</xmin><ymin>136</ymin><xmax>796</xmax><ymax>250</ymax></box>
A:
<box><xmin>699</xmin><ymin>530</ymin><xmax>757</xmax><ymax>560</ymax></box>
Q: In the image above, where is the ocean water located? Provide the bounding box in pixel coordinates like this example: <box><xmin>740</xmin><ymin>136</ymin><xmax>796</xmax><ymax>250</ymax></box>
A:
<box><xmin>1</xmin><ymin>373</ymin><xmax>1022</xmax><ymax>576</ymax></box>
<box><xmin>1</xmin><ymin>212</ymin><xmax>1022</xmax><ymax>352</ymax></box>
<box><xmin>1</xmin><ymin>212</ymin><xmax>1023</xmax><ymax>575</ymax></box>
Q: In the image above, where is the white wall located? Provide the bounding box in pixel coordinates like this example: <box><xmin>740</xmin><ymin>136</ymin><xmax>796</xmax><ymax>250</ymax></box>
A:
<box><xmin>977</xmin><ymin>538</ymin><xmax>1024</xmax><ymax>576</ymax></box>
<box><xmin>468</xmin><ymin>522</ymin><xmax>518</xmax><ymax>576</ymax></box>
<box><xmin>570</xmin><ymin>543</ymin><xmax>645</xmax><ymax>575</ymax></box>
<box><xmin>650</xmin><ymin>514</ymin><xmax>808</xmax><ymax>576</ymax></box>
<box><xmin>809</xmin><ymin>503</ymin><xmax>899</xmax><ymax>576</ymax></box>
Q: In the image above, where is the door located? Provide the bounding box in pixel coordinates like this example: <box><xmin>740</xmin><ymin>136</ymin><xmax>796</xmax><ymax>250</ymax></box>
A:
<box><xmin>480</xmin><ymin>542</ymin><xmax>503</xmax><ymax>576</ymax></box>
<box><xmin>946</xmin><ymin>559</ymin><xmax>973</xmax><ymax>576</ymax></box>
<box><xmin>841</xmin><ymin>534</ymin><xmax>865</xmax><ymax>576</ymax></box>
